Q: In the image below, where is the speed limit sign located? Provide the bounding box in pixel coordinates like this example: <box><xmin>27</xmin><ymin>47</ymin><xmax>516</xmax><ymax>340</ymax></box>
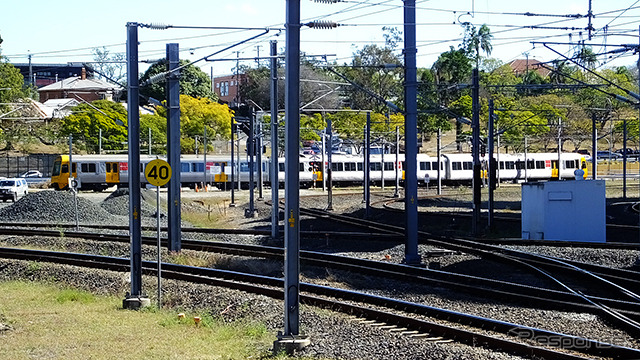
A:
<box><xmin>145</xmin><ymin>159</ymin><xmax>172</xmax><ymax>187</ymax></box>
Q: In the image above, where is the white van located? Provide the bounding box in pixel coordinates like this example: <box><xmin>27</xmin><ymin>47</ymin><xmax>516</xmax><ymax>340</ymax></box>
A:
<box><xmin>0</xmin><ymin>178</ymin><xmax>29</xmax><ymax>202</ymax></box>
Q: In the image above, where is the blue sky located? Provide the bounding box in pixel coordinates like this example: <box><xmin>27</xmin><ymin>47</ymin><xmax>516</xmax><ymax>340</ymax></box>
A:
<box><xmin>1</xmin><ymin>0</ymin><xmax>639</xmax><ymax>77</ymax></box>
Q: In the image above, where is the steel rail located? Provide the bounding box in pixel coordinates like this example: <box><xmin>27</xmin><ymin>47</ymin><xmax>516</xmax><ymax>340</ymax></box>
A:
<box><xmin>298</xmin><ymin>207</ymin><xmax>640</xmax><ymax>336</ymax></box>
<box><xmin>1</xmin><ymin>247</ymin><xmax>637</xmax><ymax>359</ymax></box>
<box><xmin>2</xmin><ymin>226</ymin><xmax>640</xmax><ymax>321</ymax></box>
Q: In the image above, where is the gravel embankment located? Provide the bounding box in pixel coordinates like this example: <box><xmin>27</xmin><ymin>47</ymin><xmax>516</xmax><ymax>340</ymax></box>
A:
<box><xmin>1</xmin><ymin>189</ymin><xmax>639</xmax><ymax>358</ymax></box>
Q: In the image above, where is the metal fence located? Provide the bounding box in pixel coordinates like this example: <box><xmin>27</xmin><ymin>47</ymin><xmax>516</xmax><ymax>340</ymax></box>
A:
<box><xmin>0</xmin><ymin>154</ymin><xmax>58</xmax><ymax>178</ymax></box>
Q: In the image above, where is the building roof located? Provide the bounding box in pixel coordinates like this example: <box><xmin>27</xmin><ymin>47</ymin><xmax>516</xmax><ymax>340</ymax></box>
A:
<box><xmin>508</xmin><ymin>59</ymin><xmax>551</xmax><ymax>77</ymax></box>
<box><xmin>38</xmin><ymin>75</ymin><xmax>123</xmax><ymax>92</ymax></box>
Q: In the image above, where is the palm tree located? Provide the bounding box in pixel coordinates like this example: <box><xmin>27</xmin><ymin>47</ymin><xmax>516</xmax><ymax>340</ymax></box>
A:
<box><xmin>462</xmin><ymin>24</ymin><xmax>493</xmax><ymax>68</ymax></box>
<box><xmin>573</xmin><ymin>46</ymin><xmax>598</xmax><ymax>69</ymax></box>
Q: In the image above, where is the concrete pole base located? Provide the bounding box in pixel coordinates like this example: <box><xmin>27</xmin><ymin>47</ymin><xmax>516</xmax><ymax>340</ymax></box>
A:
<box><xmin>122</xmin><ymin>296</ymin><xmax>151</xmax><ymax>310</ymax></box>
<box><xmin>273</xmin><ymin>334</ymin><xmax>310</xmax><ymax>355</ymax></box>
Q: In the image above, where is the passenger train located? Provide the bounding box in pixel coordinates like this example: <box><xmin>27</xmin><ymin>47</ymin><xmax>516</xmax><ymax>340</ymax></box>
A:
<box><xmin>50</xmin><ymin>152</ymin><xmax>588</xmax><ymax>191</ymax></box>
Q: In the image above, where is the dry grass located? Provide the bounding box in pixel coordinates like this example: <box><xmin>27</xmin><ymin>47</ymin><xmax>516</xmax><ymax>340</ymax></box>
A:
<box><xmin>0</xmin><ymin>281</ymin><xmax>302</xmax><ymax>360</ymax></box>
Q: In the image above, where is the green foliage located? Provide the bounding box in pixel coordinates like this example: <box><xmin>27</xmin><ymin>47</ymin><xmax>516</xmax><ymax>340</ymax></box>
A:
<box><xmin>0</xmin><ymin>61</ymin><xmax>29</xmax><ymax>111</ymax></box>
<box><xmin>155</xmin><ymin>95</ymin><xmax>233</xmax><ymax>153</ymax></box>
<box><xmin>140</xmin><ymin>59</ymin><xmax>217</xmax><ymax>103</ymax></box>
<box><xmin>338</xmin><ymin>44</ymin><xmax>403</xmax><ymax>113</ymax></box>
<box><xmin>60</xmin><ymin>100</ymin><xmax>128</xmax><ymax>153</ymax></box>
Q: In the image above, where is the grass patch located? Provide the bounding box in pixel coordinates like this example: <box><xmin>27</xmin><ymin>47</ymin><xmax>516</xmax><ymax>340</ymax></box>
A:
<box><xmin>0</xmin><ymin>280</ymin><xmax>302</xmax><ymax>359</ymax></box>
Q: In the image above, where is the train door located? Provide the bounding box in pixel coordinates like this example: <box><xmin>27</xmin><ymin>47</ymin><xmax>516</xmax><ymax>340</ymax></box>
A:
<box><xmin>550</xmin><ymin>160</ymin><xmax>559</xmax><ymax>180</ymax></box>
<box><xmin>105</xmin><ymin>162</ymin><xmax>120</xmax><ymax>184</ymax></box>
<box><xmin>213</xmin><ymin>162</ymin><xmax>227</xmax><ymax>183</ymax></box>
<box><xmin>309</xmin><ymin>161</ymin><xmax>323</xmax><ymax>182</ymax></box>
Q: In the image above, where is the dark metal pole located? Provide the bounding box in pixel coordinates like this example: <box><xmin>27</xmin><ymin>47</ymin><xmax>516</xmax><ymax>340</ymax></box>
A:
<box><xmin>126</xmin><ymin>22</ymin><xmax>143</xmax><ymax>298</ymax></box>
<box><xmin>284</xmin><ymin>0</ymin><xmax>301</xmax><ymax>337</ymax></box>
<box><xmin>364</xmin><ymin>113</ymin><xmax>371</xmax><ymax>218</ymax></box>
<box><xmin>394</xmin><ymin>126</ymin><xmax>400</xmax><ymax>198</ymax></box>
<box><xmin>471</xmin><ymin>68</ymin><xmax>481</xmax><ymax>236</ymax></box>
<box><xmin>270</xmin><ymin>40</ymin><xmax>279</xmax><ymax>238</ymax></box>
<box><xmin>437</xmin><ymin>128</ymin><xmax>442</xmax><ymax>195</ymax></box>
<box><xmin>488</xmin><ymin>99</ymin><xmax>495</xmax><ymax>230</ymax></box>
<box><xmin>203</xmin><ymin>126</ymin><xmax>207</xmax><ymax>190</ymax></box>
<box><xmin>248</xmin><ymin>108</ymin><xmax>255</xmax><ymax>217</ymax></box>
<box><xmin>623</xmin><ymin>117</ymin><xmax>627</xmax><ymax>199</ymax></box>
<box><xmin>257</xmin><ymin>120</ymin><xmax>264</xmax><ymax>201</ymax></box>
<box><xmin>592</xmin><ymin>113</ymin><xmax>597</xmax><ymax>180</ymax></box>
<box><xmin>327</xmin><ymin>116</ymin><xmax>333</xmax><ymax>210</ymax></box>
<box><xmin>230</xmin><ymin>116</ymin><xmax>236</xmax><ymax>206</ymax></box>
<box><xmin>403</xmin><ymin>0</ymin><xmax>420</xmax><ymax>265</ymax></box>
<box><xmin>167</xmin><ymin>43</ymin><xmax>181</xmax><ymax>252</ymax></box>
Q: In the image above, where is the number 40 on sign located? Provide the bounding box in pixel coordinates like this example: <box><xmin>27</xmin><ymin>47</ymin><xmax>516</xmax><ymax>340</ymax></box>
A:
<box><xmin>145</xmin><ymin>159</ymin><xmax>172</xmax><ymax>187</ymax></box>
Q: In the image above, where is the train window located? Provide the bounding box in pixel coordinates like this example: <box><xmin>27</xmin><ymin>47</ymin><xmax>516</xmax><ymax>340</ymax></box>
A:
<box><xmin>181</xmin><ymin>163</ymin><xmax>190</xmax><ymax>172</ymax></box>
<box><xmin>106</xmin><ymin>163</ymin><xmax>111</xmax><ymax>172</ymax></box>
<box><xmin>506</xmin><ymin>161</ymin><xmax>515</xmax><ymax>169</ymax></box>
<box><xmin>452</xmin><ymin>162</ymin><xmax>462</xmax><ymax>171</ymax></box>
<box><xmin>463</xmin><ymin>162</ymin><xmax>472</xmax><ymax>170</ymax></box>
<box><xmin>526</xmin><ymin>160</ymin><xmax>534</xmax><ymax>169</ymax></box>
<box><xmin>384</xmin><ymin>162</ymin><xmax>394</xmax><ymax>171</ymax></box>
<box><xmin>192</xmin><ymin>163</ymin><xmax>204</xmax><ymax>172</ymax></box>
<box><xmin>432</xmin><ymin>162</ymin><xmax>442</xmax><ymax>170</ymax></box>
<box><xmin>240</xmin><ymin>163</ymin><xmax>249</xmax><ymax>172</ymax></box>
<box><xmin>419</xmin><ymin>162</ymin><xmax>430</xmax><ymax>171</ymax></box>
<box><xmin>499</xmin><ymin>161</ymin><xmax>504</xmax><ymax>170</ymax></box>
<box><xmin>299</xmin><ymin>163</ymin><xmax>304</xmax><ymax>172</ymax></box>
<box><xmin>331</xmin><ymin>163</ymin><xmax>344</xmax><ymax>171</ymax></box>
<box><xmin>401</xmin><ymin>161</ymin><xmax>405</xmax><ymax>170</ymax></box>
<box><xmin>565</xmin><ymin>160</ymin><xmax>576</xmax><ymax>168</ymax></box>
<box><xmin>535</xmin><ymin>161</ymin><xmax>545</xmax><ymax>169</ymax></box>
<box><xmin>370</xmin><ymin>163</ymin><xmax>381</xmax><ymax>171</ymax></box>
<box><xmin>80</xmin><ymin>163</ymin><xmax>97</xmax><ymax>173</ymax></box>
<box><xmin>344</xmin><ymin>162</ymin><xmax>356</xmax><ymax>171</ymax></box>
<box><xmin>278</xmin><ymin>163</ymin><xmax>285</xmax><ymax>172</ymax></box>
<box><xmin>357</xmin><ymin>163</ymin><xmax>363</xmax><ymax>171</ymax></box>
<box><xmin>61</xmin><ymin>164</ymin><xmax>69</xmax><ymax>174</ymax></box>
<box><xmin>72</xmin><ymin>163</ymin><xmax>77</xmax><ymax>173</ymax></box>
<box><xmin>515</xmin><ymin>161</ymin><xmax>525</xmax><ymax>170</ymax></box>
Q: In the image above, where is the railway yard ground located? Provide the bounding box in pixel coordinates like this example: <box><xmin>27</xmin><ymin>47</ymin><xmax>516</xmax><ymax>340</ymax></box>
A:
<box><xmin>1</xmin><ymin>181</ymin><xmax>640</xmax><ymax>359</ymax></box>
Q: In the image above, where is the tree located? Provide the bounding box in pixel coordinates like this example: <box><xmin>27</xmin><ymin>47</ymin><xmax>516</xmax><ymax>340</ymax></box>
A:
<box><xmin>573</xmin><ymin>46</ymin><xmax>598</xmax><ymax>69</ymax></box>
<box><xmin>155</xmin><ymin>95</ymin><xmax>233</xmax><ymax>153</ymax></box>
<box><xmin>338</xmin><ymin>43</ymin><xmax>403</xmax><ymax>113</ymax></box>
<box><xmin>60</xmin><ymin>101</ymin><xmax>128</xmax><ymax>153</ymax></box>
<box><xmin>140</xmin><ymin>59</ymin><xmax>217</xmax><ymax>103</ymax></box>
<box><xmin>240</xmin><ymin>62</ymin><xmax>340</xmax><ymax>112</ymax></box>
<box><xmin>0</xmin><ymin>61</ymin><xmax>29</xmax><ymax>112</ymax></box>
<box><xmin>462</xmin><ymin>24</ymin><xmax>493</xmax><ymax>68</ymax></box>
<box><xmin>431</xmin><ymin>47</ymin><xmax>472</xmax><ymax>150</ymax></box>
<box><xmin>91</xmin><ymin>47</ymin><xmax>126</xmax><ymax>83</ymax></box>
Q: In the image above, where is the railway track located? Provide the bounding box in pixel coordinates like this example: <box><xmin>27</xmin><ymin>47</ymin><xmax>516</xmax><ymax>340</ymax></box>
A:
<box><xmin>1</xmin><ymin>246</ymin><xmax>638</xmax><ymax>359</ymax></box>
<box><xmin>297</xmin><ymin>206</ymin><xmax>640</xmax><ymax>337</ymax></box>
<box><xmin>2</xmin><ymin>226</ymin><xmax>640</xmax><ymax>348</ymax></box>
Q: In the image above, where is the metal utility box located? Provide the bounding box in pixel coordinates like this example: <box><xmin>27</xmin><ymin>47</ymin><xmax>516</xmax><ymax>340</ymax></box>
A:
<box><xmin>521</xmin><ymin>180</ymin><xmax>605</xmax><ymax>242</ymax></box>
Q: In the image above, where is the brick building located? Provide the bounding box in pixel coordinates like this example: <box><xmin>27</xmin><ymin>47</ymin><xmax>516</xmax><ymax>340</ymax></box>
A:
<box><xmin>213</xmin><ymin>73</ymin><xmax>246</xmax><ymax>105</ymax></box>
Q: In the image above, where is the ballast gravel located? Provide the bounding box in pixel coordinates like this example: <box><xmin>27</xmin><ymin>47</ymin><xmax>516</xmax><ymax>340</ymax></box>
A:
<box><xmin>1</xmin><ymin>189</ymin><xmax>639</xmax><ymax>359</ymax></box>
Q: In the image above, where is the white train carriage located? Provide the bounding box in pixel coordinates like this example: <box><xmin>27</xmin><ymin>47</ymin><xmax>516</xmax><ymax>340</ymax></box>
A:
<box><xmin>416</xmin><ymin>154</ymin><xmax>444</xmax><ymax>186</ymax></box>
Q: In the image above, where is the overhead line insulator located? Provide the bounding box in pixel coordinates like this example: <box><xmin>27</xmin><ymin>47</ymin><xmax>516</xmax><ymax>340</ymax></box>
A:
<box><xmin>306</xmin><ymin>20</ymin><xmax>339</xmax><ymax>29</ymax></box>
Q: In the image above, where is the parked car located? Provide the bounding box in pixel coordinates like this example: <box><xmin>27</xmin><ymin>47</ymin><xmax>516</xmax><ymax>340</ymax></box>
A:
<box><xmin>19</xmin><ymin>170</ymin><xmax>43</xmax><ymax>178</ymax></box>
<box><xmin>596</xmin><ymin>151</ymin><xmax>623</xmax><ymax>161</ymax></box>
<box><xmin>0</xmin><ymin>178</ymin><xmax>28</xmax><ymax>202</ymax></box>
